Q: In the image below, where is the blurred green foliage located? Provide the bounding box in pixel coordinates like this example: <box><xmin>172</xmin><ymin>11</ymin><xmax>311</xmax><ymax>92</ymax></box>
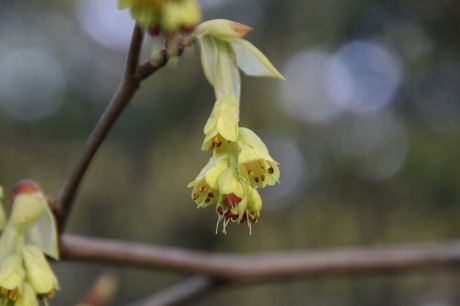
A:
<box><xmin>0</xmin><ymin>0</ymin><xmax>460</xmax><ymax>305</ymax></box>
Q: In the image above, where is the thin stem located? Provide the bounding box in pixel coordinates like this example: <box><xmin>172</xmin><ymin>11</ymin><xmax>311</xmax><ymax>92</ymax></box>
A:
<box><xmin>56</xmin><ymin>29</ymin><xmax>192</xmax><ymax>232</ymax></box>
<box><xmin>61</xmin><ymin>234</ymin><xmax>460</xmax><ymax>283</ymax></box>
<box><xmin>56</xmin><ymin>25</ymin><xmax>145</xmax><ymax>232</ymax></box>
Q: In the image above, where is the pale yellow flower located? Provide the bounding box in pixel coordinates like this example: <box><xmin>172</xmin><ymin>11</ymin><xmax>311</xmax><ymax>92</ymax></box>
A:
<box><xmin>22</xmin><ymin>245</ymin><xmax>59</xmax><ymax>298</ymax></box>
<box><xmin>237</xmin><ymin>127</ymin><xmax>280</xmax><ymax>187</ymax></box>
<box><xmin>0</xmin><ymin>255</ymin><xmax>24</xmax><ymax>302</ymax></box>
<box><xmin>202</xmin><ymin>94</ymin><xmax>239</xmax><ymax>151</ymax></box>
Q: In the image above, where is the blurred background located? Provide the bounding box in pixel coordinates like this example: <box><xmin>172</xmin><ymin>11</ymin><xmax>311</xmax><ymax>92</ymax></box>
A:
<box><xmin>1</xmin><ymin>0</ymin><xmax>460</xmax><ymax>305</ymax></box>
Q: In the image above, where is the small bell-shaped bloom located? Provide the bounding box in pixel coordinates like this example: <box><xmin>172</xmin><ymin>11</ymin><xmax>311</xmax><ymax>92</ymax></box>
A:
<box><xmin>22</xmin><ymin>245</ymin><xmax>59</xmax><ymax>298</ymax></box>
<box><xmin>237</xmin><ymin>127</ymin><xmax>280</xmax><ymax>188</ymax></box>
<box><xmin>202</xmin><ymin>94</ymin><xmax>239</xmax><ymax>151</ymax></box>
<box><xmin>188</xmin><ymin>155</ymin><xmax>229</xmax><ymax>208</ymax></box>
<box><xmin>216</xmin><ymin>179</ymin><xmax>262</xmax><ymax>235</ymax></box>
<box><xmin>0</xmin><ymin>255</ymin><xmax>25</xmax><ymax>302</ymax></box>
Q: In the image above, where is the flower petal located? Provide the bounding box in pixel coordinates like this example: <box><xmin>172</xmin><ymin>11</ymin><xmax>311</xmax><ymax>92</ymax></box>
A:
<box><xmin>198</xmin><ymin>36</ymin><xmax>219</xmax><ymax>86</ymax></box>
<box><xmin>230</xmin><ymin>38</ymin><xmax>284</xmax><ymax>79</ymax></box>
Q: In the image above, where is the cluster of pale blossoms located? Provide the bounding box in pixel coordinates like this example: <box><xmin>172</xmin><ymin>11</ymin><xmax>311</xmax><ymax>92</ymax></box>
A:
<box><xmin>120</xmin><ymin>1</ymin><xmax>284</xmax><ymax>234</ymax></box>
<box><xmin>118</xmin><ymin>0</ymin><xmax>201</xmax><ymax>35</ymax></box>
<box><xmin>0</xmin><ymin>181</ymin><xmax>59</xmax><ymax>305</ymax></box>
<box><xmin>188</xmin><ymin>20</ymin><xmax>284</xmax><ymax>234</ymax></box>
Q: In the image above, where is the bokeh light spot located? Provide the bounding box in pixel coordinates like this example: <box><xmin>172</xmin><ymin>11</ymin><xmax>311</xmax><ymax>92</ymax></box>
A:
<box><xmin>76</xmin><ymin>0</ymin><xmax>134</xmax><ymax>50</ymax></box>
<box><xmin>331</xmin><ymin>40</ymin><xmax>402</xmax><ymax>114</ymax></box>
<box><xmin>281</xmin><ymin>49</ymin><xmax>345</xmax><ymax>124</ymax></box>
<box><xmin>0</xmin><ymin>49</ymin><xmax>66</xmax><ymax>121</ymax></box>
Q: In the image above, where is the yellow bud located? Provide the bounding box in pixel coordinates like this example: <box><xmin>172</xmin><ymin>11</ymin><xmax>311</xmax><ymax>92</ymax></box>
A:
<box><xmin>194</xmin><ymin>19</ymin><xmax>253</xmax><ymax>39</ymax></box>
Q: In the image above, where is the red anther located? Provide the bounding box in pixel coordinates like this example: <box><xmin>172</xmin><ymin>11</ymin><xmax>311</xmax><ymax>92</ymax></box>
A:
<box><xmin>231</xmin><ymin>194</ymin><xmax>241</xmax><ymax>203</ymax></box>
<box><xmin>148</xmin><ymin>26</ymin><xmax>162</xmax><ymax>37</ymax></box>
<box><xmin>217</xmin><ymin>207</ymin><xmax>224</xmax><ymax>215</ymax></box>
<box><xmin>207</xmin><ymin>192</ymin><xmax>214</xmax><ymax>198</ymax></box>
<box><xmin>223</xmin><ymin>195</ymin><xmax>232</xmax><ymax>207</ymax></box>
<box><xmin>181</xmin><ymin>25</ymin><xmax>196</xmax><ymax>34</ymax></box>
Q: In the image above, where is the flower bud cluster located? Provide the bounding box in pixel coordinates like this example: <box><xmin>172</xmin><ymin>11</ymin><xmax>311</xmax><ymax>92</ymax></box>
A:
<box><xmin>118</xmin><ymin>0</ymin><xmax>201</xmax><ymax>35</ymax></box>
<box><xmin>0</xmin><ymin>181</ymin><xmax>59</xmax><ymax>305</ymax></box>
<box><xmin>188</xmin><ymin>20</ymin><xmax>283</xmax><ymax>234</ymax></box>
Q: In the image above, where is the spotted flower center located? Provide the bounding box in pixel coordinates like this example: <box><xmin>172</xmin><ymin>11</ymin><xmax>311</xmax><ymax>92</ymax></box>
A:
<box><xmin>0</xmin><ymin>287</ymin><xmax>18</xmax><ymax>301</ymax></box>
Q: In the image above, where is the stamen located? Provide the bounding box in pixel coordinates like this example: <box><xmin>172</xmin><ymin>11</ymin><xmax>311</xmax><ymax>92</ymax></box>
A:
<box><xmin>223</xmin><ymin>195</ymin><xmax>232</xmax><ymax>206</ymax></box>
<box><xmin>217</xmin><ymin>207</ymin><xmax>224</xmax><ymax>215</ymax></box>
<box><xmin>248</xmin><ymin>169</ymin><xmax>254</xmax><ymax>177</ymax></box>
<box><xmin>261</xmin><ymin>174</ymin><xmax>265</xmax><ymax>182</ymax></box>
<box><xmin>199</xmin><ymin>185</ymin><xmax>206</xmax><ymax>192</ymax></box>
<box><xmin>267</xmin><ymin>161</ymin><xmax>275</xmax><ymax>174</ymax></box>
<box><xmin>207</xmin><ymin>192</ymin><xmax>214</xmax><ymax>198</ymax></box>
<box><xmin>7</xmin><ymin>289</ymin><xmax>17</xmax><ymax>301</ymax></box>
<box><xmin>192</xmin><ymin>193</ymin><xmax>199</xmax><ymax>200</ymax></box>
<box><xmin>249</xmin><ymin>213</ymin><xmax>257</xmax><ymax>223</ymax></box>
<box><xmin>231</xmin><ymin>194</ymin><xmax>241</xmax><ymax>203</ymax></box>
<box><xmin>257</xmin><ymin>160</ymin><xmax>266</xmax><ymax>173</ymax></box>
<box><xmin>254</xmin><ymin>177</ymin><xmax>259</xmax><ymax>183</ymax></box>
<box><xmin>205</xmin><ymin>198</ymin><xmax>211</xmax><ymax>203</ymax></box>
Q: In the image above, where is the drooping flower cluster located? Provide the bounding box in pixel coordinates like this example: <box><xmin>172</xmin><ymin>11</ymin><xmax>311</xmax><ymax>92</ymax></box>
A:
<box><xmin>188</xmin><ymin>20</ymin><xmax>284</xmax><ymax>234</ymax></box>
<box><xmin>0</xmin><ymin>180</ymin><xmax>59</xmax><ymax>305</ymax></box>
<box><xmin>118</xmin><ymin>0</ymin><xmax>201</xmax><ymax>35</ymax></box>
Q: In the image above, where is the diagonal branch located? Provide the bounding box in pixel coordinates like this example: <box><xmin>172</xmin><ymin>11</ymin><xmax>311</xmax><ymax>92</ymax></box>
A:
<box><xmin>56</xmin><ymin>27</ymin><xmax>192</xmax><ymax>232</ymax></box>
<box><xmin>56</xmin><ymin>25</ymin><xmax>145</xmax><ymax>232</ymax></box>
<box><xmin>61</xmin><ymin>234</ymin><xmax>460</xmax><ymax>283</ymax></box>
<box><xmin>126</xmin><ymin>275</ymin><xmax>219</xmax><ymax>306</ymax></box>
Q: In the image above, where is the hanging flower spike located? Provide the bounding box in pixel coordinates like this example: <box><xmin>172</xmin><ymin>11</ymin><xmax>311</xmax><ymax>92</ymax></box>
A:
<box><xmin>202</xmin><ymin>94</ymin><xmax>239</xmax><ymax>151</ymax></box>
<box><xmin>237</xmin><ymin>127</ymin><xmax>280</xmax><ymax>188</ymax></box>
<box><xmin>188</xmin><ymin>154</ymin><xmax>229</xmax><ymax>208</ymax></box>
<box><xmin>191</xmin><ymin>19</ymin><xmax>284</xmax><ymax>234</ymax></box>
<box><xmin>118</xmin><ymin>0</ymin><xmax>201</xmax><ymax>34</ymax></box>
<box><xmin>0</xmin><ymin>255</ymin><xmax>25</xmax><ymax>303</ymax></box>
<box><xmin>22</xmin><ymin>245</ymin><xmax>59</xmax><ymax>299</ymax></box>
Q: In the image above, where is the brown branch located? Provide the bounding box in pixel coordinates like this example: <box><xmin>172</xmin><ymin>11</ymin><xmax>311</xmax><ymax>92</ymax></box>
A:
<box><xmin>56</xmin><ymin>25</ymin><xmax>144</xmax><ymax>232</ymax></box>
<box><xmin>126</xmin><ymin>275</ymin><xmax>219</xmax><ymax>306</ymax></box>
<box><xmin>56</xmin><ymin>28</ymin><xmax>192</xmax><ymax>232</ymax></box>
<box><xmin>61</xmin><ymin>234</ymin><xmax>460</xmax><ymax>283</ymax></box>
